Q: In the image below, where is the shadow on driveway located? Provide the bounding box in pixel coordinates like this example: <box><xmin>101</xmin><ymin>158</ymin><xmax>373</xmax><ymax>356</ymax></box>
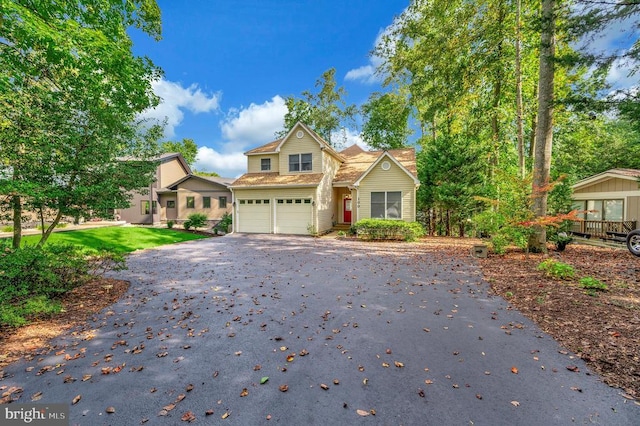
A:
<box><xmin>1</xmin><ymin>234</ymin><xmax>637</xmax><ymax>425</ymax></box>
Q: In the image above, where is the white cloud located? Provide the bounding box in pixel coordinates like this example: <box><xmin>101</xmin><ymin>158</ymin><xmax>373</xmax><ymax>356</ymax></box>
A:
<box><xmin>607</xmin><ymin>55</ymin><xmax>638</xmax><ymax>90</ymax></box>
<box><xmin>220</xmin><ymin>95</ymin><xmax>287</xmax><ymax>149</ymax></box>
<box><xmin>345</xmin><ymin>10</ymin><xmax>406</xmax><ymax>85</ymax></box>
<box><xmin>345</xmin><ymin>65</ymin><xmax>378</xmax><ymax>84</ymax></box>
<box><xmin>344</xmin><ymin>31</ymin><xmax>387</xmax><ymax>84</ymax></box>
<box><xmin>189</xmin><ymin>96</ymin><xmax>289</xmax><ymax>177</ymax></box>
<box><xmin>139</xmin><ymin>78</ymin><xmax>221</xmax><ymax>138</ymax></box>
<box><xmin>194</xmin><ymin>147</ymin><xmax>247</xmax><ymax>178</ymax></box>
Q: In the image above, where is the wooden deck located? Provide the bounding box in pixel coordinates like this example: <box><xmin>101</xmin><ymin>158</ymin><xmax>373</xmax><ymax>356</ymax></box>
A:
<box><xmin>570</xmin><ymin>220</ymin><xmax>637</xmax><ymax>239</ymax></box>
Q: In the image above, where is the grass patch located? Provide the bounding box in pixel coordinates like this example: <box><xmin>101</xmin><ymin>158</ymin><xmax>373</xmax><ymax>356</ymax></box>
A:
<box><xmin>9</xmin><ymin>226</ymin><xmax>209</xmax><ymax>253</ymax></box>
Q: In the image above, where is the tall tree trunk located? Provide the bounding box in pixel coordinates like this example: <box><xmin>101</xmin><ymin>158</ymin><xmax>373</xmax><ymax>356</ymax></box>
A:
<box><xmin>11</xmin><ymin>195</ymin><xmax>22</xmax><ymax>249</ymax></box>
<box><xmin>515</xmin><ymin>0</ymin><xmax>526</xmax><ymax>178</ymax></box>
<box><xmin>529</xmin><ymin>0</ymin><xmax>556</xmax><ymax>252</ymax></box>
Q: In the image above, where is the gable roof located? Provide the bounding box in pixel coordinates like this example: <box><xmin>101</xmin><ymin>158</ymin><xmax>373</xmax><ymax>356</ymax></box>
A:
<box><xmin>244</xmin><ymin>122</ymin><xmax>345</xmax><ymax>162</ymax></box>
<box><xmin>573</xmin><ymin>168</ymin><xmax>640</xmax><ymax>191</ymax></box>
<box><xmin>333</xmin><ymin>146</ymin><xmax>418</xmax><ymax>186</ymax></box>
<box><xmin>157</xmin><ymin>173</ymin><xmax>232</xmax><ymax>193</ymax></box>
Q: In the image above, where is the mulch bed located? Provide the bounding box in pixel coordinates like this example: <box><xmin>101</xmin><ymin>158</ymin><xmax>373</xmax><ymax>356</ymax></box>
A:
<box><xmin>0</xmin><ymin>278</ymin><xmax>130</xmax><ymax>370</ymax></box>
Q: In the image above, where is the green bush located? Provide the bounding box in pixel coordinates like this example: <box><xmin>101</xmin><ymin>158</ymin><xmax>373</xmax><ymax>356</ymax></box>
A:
<box><xmin>0</xmin><ymin>242</ymin><xmax>88</xmax><ymax>304</ymax></box>
<box><xmin>537</xmin><ymin>259</ymin><xmax>575</xmax><ymax>280</ymax></box>
<box><xmin>353</xmin><ymin>219</ymin><xmax>425</xmax><ymax>241</ymax></box>
<box><xmin>213</xmin><ymin>213</ymin><xmax>232</xmax><ymax>233</ymax></box>
<box><xmin>579</xmin><ymin>276</ymin><xmax>607</xmax><ymax>296</ymax></box>
<box><xmin>490</xmin><ymin>234</ymin><xmax>509</xmax><ymax>255</ymax></box>
<box><xmin>1</xmin><ymin>225</ymin><xmax>13</xmax><ymax>233</ymax></box>
<box><xmin>184</xmin><ymin>213</ymin><xmax>208</xmax><ymax>230</ymax></box>
<box><xmin>167</xmin><ymin>220</ymin><xmax>175</xmax><ymax>229</ymax></box>
<box><xmin>0</xmin><ymin>241</ymin><xmax>109</xmax><ymax>327</ymax></box>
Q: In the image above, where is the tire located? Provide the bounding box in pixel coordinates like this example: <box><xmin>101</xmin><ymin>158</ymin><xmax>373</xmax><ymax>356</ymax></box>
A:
<box><xmin>627</xmin><ymin>230</ymin><xmax>640</xmax><ymax>257</ymax></box>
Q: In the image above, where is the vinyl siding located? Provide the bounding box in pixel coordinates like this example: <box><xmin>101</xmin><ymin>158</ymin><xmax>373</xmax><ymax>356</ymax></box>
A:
<box><xmin>627</xmin><ymin>196</ymin><xmax>640</xmax><ymax>221</ymax></box>
<box><xmin>278</xmin><ymin>132</ymin><xmax>323</xmax><ymax>175</ymax></box>
<box><xmin>317</xmin><ymin>153</ymin><xmax>343</xmax><ymax>233</ymax></box>
<box><xmin>574</xmin><ymin>178</ymin><xmax>639</xmax><ymax>194</ymax></box>
<box><xmin>248</xmin><ymin>154</ymin><xmax>279</xmax><ymax>173</ymax></box>
<box><xmin>357</xmin><ymin>161</ymin><xmax>416</xmax><ymax>222</ymax></box>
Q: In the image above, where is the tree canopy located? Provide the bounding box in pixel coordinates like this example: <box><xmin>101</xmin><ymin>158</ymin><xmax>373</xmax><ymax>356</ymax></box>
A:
<box><xmin>278</xmin><ymin>68</ymin><xmax>357</xmax><ymax>148</ymax></box>
<box><xmin>0</xmin><ymin>0</ymin><xmax>164</xmax><ymax>247</ymax></box>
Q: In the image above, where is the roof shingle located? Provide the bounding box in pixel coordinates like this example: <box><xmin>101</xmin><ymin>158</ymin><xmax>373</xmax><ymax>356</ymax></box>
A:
<box><xmin>231</xmin><ymin>172</ymin><xmax>324</xmax><ymax>187</ymax></box>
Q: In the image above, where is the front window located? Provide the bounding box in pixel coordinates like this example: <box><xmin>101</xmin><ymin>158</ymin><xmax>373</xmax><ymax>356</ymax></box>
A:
<box><xmin>141</xmin><ymin>200</ymin><xmax>150</xmax><ymax>215</ymax></box>
<box><xmin>371</xmin><ymin>191</ymin><xmax>402</xmax><ymax>219</ymax></box>
<box><xmin>604</xmin><ymin>199</ymin><xmax>623</xmax><ymax>221</ymax></box>
<box><xmin>203</xmin><ymin>197</ymin><xmax>211</xmax><ymax>208</ymax></box>
<box><xmin>219</xmin><ymin>196</ymin><xmax>227</xmax><ymax>208</ymax></box>
<box><xmin>152</xmin><ymin>201</ymin><xmax>157</xmax><ymax>214</ymax></box>
<box><xmin>186</xmin><ymin>196</ymin><xmax>195</xmax><ymax>209</ymax></box>
<box><xmin>167</xmin><ymin>200</ymin><xmax>176</xmax><ymax>208</ymax></box>
<box><xmin>289</xmin><ymin>153</ymin><xmax>312</xmax><ymax>172</ymax></box>
<box><xmin>261</xmin><ymin>158</ymin><xmax>271</xmax><ymax>171</ymax></box>
<box><xmin>574</xmin><ymin>199</ymin><xmax>624</xmax><ymax>221</ymax></box>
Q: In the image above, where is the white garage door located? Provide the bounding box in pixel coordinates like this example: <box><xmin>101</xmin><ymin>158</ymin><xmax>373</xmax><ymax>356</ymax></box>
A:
<box><xmin>237</xmin><ymin>199</ymin><xmax>271</xmax><ymax>233</ymax></box>
<box><xmin>275</xmin><ymin>198</ymin><xmax>312</xmax><ymax>234</ymax></box>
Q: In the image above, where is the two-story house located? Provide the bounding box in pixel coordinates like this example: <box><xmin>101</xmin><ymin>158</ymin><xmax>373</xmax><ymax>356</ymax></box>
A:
<box><xmin>116</xmin><ymin>153</ymin><xmax>233</xmax><ymax>225</ymax></box>
<box><xmin>230</xmin><ymin>122</ymin><xmax>419</xmax><ymax>235</ymax></box>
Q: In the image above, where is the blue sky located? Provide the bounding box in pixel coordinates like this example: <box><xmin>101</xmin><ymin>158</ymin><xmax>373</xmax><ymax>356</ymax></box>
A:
<box><xmin>129</xmin><ymin>0</ymin><xmax>409</xmax><ymax>177</ymax></box>
<box><xmin>130</xmin><ymin>1</ymin><xmax>638</xmax><ymax>178</ymax></box>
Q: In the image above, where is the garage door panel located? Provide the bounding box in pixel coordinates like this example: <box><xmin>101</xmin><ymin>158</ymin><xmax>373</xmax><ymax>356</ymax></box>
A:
<box><xmin>237</xmin><ymin>200</ymin><xmax>271</xmax><ymax>233</ymax></box>
<box><xmin>276</xmin><ymin>199</ymin><xmax>312</xmax><ymax>234</ymax></box>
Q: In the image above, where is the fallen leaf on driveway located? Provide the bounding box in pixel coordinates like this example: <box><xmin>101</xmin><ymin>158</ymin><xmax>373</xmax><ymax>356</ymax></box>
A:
<box><xmin>72</xmin><ymin>394</ymin><xmax>81</xmax><ymax>405</ymax></box>
<box><xmin>181</xmin><ymin>411</ymin><xmax>196</xmax><ymax>422</ymax></box>
<box><xmin>511</xmin><ymin>366</ymin><xmax>518</xmax><ymax>374</ymax></box>
<box><xmin>240</xmin><ymin>388</ymin><xmax>248</xmax><ymax>397</ymax></box>
<box><xmin>511</xmin><ymin>401</ymin><xmax>520</xmax><ymax>407</ymax></box>
<box><xmin>356</xmin><ymin>409</ymin><xmax>370</xmax><ymax>417</ymax></box>
<box><xmin>279</xmin><ymin>384</ymin><xmax>288</xmax><ymax>392</ymax></box>
<box><xmin>566</xmin><ymin>365</ymin><xmax>580</xmax><ymax>372</ymax></box>
<box><xmin>394</xmin><ymin>361</ymin><xmax>404</xmax><ymax>368</ymax></box>
<box><xmin>106</xmin><ymin>406</ymin><xmax>116</xmax><ymax>414</ymax></box>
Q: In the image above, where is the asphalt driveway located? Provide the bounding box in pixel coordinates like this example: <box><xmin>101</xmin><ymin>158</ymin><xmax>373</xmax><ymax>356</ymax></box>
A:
<box><xmin>1</xmin><ymin>234</ymin><xmax>637</xmax><ymax>425</ymax></box>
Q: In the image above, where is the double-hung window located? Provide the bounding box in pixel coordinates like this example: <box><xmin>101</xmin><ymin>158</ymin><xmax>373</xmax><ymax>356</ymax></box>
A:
<box><xmin>289</xmin><ymin>153</ymin><xmax>312</xmax><ymax>172</ymax></box>
<box><xmin>371</xmin><ymin>192</ymin><xmax>402</xmax><ymax>219</ymax></box>
<box><xmin>261</xmin><ymin>158</ymin><xmax>271</xmax><ymax>171</ymax></box>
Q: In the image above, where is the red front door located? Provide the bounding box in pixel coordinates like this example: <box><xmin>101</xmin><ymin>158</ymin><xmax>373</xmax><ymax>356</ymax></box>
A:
<box><xmin>344</xmin><ymin>197</ymin><xmax>352</xmax><ymax>223</ymax></box>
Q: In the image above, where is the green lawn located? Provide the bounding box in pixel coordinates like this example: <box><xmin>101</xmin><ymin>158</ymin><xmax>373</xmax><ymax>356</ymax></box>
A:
<box><xmin>14</xmin><ymin>226</ymin><xmax>210</xmax><ymax>253</ymax></box>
